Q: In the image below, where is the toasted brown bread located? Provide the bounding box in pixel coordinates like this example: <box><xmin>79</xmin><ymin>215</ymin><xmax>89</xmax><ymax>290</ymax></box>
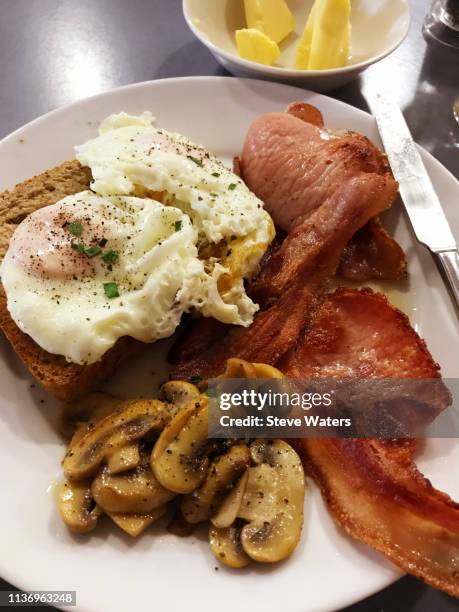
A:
<box><xmin>0</xmin><ymin>160</ymin><xmax>144</xmax><ymax>401</ymax></box>
<box><xmin>0</xmin><ymin>160</ymin><xmax>92</xmax><ymax>259</ymax></box>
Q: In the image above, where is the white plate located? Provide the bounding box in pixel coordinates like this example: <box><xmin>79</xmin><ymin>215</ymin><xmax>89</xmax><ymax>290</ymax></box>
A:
<box><xmin>0</xmin><ymin>77</ymin><xmax>458</xmax><ymax>612</ymax></box>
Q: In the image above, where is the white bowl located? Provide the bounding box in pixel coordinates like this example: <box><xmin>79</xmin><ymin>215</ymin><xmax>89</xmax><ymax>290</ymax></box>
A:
<box><xmin>183</xmin><ymin>0</ymin><xmax>410</xmax><ymax>92</ymax></box>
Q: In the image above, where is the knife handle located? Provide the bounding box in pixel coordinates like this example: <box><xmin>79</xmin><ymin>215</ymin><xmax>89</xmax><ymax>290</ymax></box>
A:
<box><xmin>435</xmin><ymin>250</ymin><xmax>459</xmax><ymax>315</ymax></box>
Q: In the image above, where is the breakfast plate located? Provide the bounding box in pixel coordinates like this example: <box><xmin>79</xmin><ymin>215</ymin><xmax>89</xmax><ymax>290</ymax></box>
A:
<box><xmin>0</xmin><ymin>76</ymin><xmax>458</xmax><ymax>612</ymax></box>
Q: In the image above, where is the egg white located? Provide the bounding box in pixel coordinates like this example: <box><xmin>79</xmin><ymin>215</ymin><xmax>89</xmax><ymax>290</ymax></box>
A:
<box><xmin>76</xmin><ymin>112</ymin><xmax>271</xmax><ymax>244</ymax></box>
<box><xmin>1</xmin><ymin>192</ymin><xmax>240</xmax><ymax>365</ymax></box>
<box><xmin>2</xmin><ymin>114</ymin><xmax>275</xmax><ymax>365</ymax></box>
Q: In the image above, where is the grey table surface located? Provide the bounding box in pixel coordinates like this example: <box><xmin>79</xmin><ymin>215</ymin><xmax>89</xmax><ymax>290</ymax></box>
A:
<box><xmin>0</xmin><ymin>0</ymin><xmax>458</xmax><ymax>610</ymax></box>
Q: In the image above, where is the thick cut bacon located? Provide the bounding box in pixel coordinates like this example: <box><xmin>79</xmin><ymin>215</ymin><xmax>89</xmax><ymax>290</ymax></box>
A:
<box><xmin>282</xmin><ymin>288</ymin><xmax>459</xmax><ymax>597</ymax></box>
<box><xmin>284</xmin><ymin>103</ymin><xmax>406</xmax><ymax>281</ymax></box>
<box><xmin>338</xmin><ymin>218</ymin><xmax>407</xmax><ymax>281</ymax></box>
<box><xmin>170</xmin><ymin>104</ymin><xmax>404</xmax><ymax>366</ymax></box>
<box><xmin>240</xmin><ymin>105</ymin><xmax>406</xmax><ymax>281</ymax></box>
<box><xmin>241</xmin><ymin>111</ymin><xmax>390</xmax><ymax>232</ymax></box>
<box><xmin>281</xmin><ymin>287</ymin><xmax>440</xmax><ymax>378</ymax></box>
<box><xmin>297</xmin><ymin>436</ymin><xmax>459</xmax><ymax>597</ymax></box>
<box><xmin>249</xmin><ymin>173</ymin><xmax>398</xmax><ymax>305</ymax></box>
<box><xmin>170</xmin><ymin>284</ymin><xmax>322</xmax><ymax>380</ymax></box>
<box><xmin>341</xmin><ymin>228</ymin><xmax>406</xmax><ymax>281</ymax></box>
<box><xmin>168</xmin><ymin>317</ymin><xmax>227</xmax><ymax>365</ymax></box>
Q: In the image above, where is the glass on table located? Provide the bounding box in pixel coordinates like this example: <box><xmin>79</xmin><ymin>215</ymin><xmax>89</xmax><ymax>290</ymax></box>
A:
<box><xmin>423</xmin><ymin>0</ymin><xmax>459</xmax><ymax>48</ymax></box>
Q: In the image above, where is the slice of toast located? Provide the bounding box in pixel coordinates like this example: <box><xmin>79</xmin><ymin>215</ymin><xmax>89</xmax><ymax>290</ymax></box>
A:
<box><xmin>0</xmin><ymin>160</ymin><xmax>92</xmax><ymax>260</ymax></box>
<box><xmin>0</xmin><ymin>161</ymin><xmax>144</xmax><ymax>401</ymax></box>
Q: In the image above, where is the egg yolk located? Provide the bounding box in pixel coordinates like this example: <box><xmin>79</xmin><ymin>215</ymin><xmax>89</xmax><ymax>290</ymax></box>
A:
<box><xmin>9</xmin><ymin>204</ymin><xmax>106</xmax><ymax>280</ymax></box>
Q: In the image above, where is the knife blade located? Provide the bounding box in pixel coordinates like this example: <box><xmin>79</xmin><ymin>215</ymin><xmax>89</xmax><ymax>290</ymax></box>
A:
<box><xmin>367</xmin><ymin>92</ymin><xmax>459</xmax><ymax>313</ymax></box>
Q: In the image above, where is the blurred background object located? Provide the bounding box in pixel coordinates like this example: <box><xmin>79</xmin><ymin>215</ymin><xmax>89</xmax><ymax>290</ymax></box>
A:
<box><xmin>423</xmin><ymin>0</ymin><xmax>459</xmax><ymax>48</ymax></box>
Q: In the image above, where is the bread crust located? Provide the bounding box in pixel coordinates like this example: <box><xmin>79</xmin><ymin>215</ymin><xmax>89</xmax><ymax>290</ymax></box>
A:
<box><xmin>0</xmin><ymin>160</ymin><xmax>144</xmax><ymax>401</ymax></box>
<box><xmin>0</xmin><ymin>160</ymin><xmax>92</xmax><ymax>260</ymax></box>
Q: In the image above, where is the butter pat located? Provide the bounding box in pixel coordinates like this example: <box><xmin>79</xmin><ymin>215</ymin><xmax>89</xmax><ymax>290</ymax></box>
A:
<box><xmin>243</xmin><ymin>0</ymin><xmax>295</xmax><ymax>44</ymax></box>
<box><xmin>295</xmin><ymin>0</ymin><xmax>350</xmax><ymax>70</ymax></box>
<box><xmin>236</xmin><ymin>28</ymin><xmax>280</xmax><ymax>65</ymax></box>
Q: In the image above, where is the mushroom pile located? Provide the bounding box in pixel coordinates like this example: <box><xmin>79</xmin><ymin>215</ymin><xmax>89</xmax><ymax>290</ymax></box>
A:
<box><xmin>58</xmin><ymin>359</ymin><xmax>306</xmax><ymax>567</ymax></box>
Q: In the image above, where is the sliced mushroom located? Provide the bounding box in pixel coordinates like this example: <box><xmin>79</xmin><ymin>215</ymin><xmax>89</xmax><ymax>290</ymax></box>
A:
<box><xmin>151</xmin><ymin>400</ymin><xmax>198</xmax><ymax>461</ymax></box>
<box><xmin>219</xmin><ymin>359</ymin><xmax>283</xmax><ymax>380</ymax></box>
<box><xmin>107</xmin><ymin>444</ymin><xmax>141</xmax><ymax>475</ymax></box>
<box><xmin>107</xmin><ymin>506</ymin><xmax>168</xmax><ymax>537</ymax></box>
<box><xmin>181</xmin><ymin>444</ymin><xmax>250</xmax><ymax>524</ymax></box>
<box><xmin>220</xmin><ymin>358</ymin><xmax>258</xmax><ymax>379</ymax></box>
<box><xmin>252</xmin><ymin>363</ymin><xmax>284</xmax><ymax>379</ymax></box>
<box><xmin>167</xmin><ymin>505</ymin><xmax>196</xmax><ymax>538</ymax></box>
<box><xmin>211</xmin><ymin>469</ymin><xmax>249</xmax><ymax>529</ymax></box>
<box><xmin>58</xmin><ymin>480</ymin><xmax>102</xmax><ymax>534</ymax></box>
<box><xmin>151</xmin><ymin>397</ymin><xmax>210</xmax><ymax>494</ymax></box>
<box><xmin>209</xmin><ymin>521</ymin><xmax>251</xmax><ymax>568</ymax></box>
<box><xmin>64</xmin><ymin>393</ymin><xmax>124</xmax><ymax>446</ymax></box>
<box><xmin>64</xmin><ymin>399</ymin><xmax>170</xmax><ymax>481</ymax></box>
<box><xmin>159</xmin><ymin>380</ymin><xmax>200</xmax><ymax>410</ymax></box>
<box><xmin>237</xmin><ymin>439</ymin><xmax>305</xmax><ymax>563</ymax></box>
<box><xmin>91</xmin><ymin>457</ymin><xmax>175</xmax><ymax>514</ymax></box>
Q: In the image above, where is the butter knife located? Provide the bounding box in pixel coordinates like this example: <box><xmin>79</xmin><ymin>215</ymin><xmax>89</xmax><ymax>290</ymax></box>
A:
<box><xmin>367</xmin><ymin>92</ymin><xmax>459</xmax><ymax>314</ymax></box>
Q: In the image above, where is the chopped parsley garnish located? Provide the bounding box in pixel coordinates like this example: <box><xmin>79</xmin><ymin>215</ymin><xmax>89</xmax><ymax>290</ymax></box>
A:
<box><xmin>103</xmin><ymin>282</ymin><xmax>120</xmax><ymax>299</ymax></box>
<box><xmin>99</xmin><ymin>237</ymin><xmax>108</xmax><ymax>247</ymax></box>
<box><xmin>66</xmin><ymin>221</ymin><xmax>83</xmax><ymax>237</ymax></box>
<box><xmin>174</xmin><ymin>220</ymin><xmax>182</xmax><ymax>232</ymax></box>
<box><xmin>84</xmin><ymin>245</ymin><xmax>102</xmax><ymax>258</ymax></box>
<box><xmin>187</xmin><ymin>155</ymin><xmax>203</xmax><ymax>167</ymax></box>
<box><xmin>228</xmin><ymin>183</ymin><xmax>237</xmax><ymax>191</ymax></box>
<box><xmin>71</xmin><ymin>241</ymin><xmax>101</xmax><ymax>258</ymax></box>
<box><xmin>211</xmin><ymin>172</ymin><xmax>220</xmax><ymax>178</ymax></box>
<box><xmin>102</xmin><ymin>250</ymin><xmax>119</xmax><ymax>265</ymax></box>
<box><xmin>71</xmin><ymin>241</ymin><xmax>85</xmax><ymax>255</ymax></box>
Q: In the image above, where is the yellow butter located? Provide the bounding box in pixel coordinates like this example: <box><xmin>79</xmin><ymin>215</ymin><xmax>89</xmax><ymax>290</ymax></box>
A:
<box><xmin>236</xmin><ymin>28</ymin><xmax>280</xmax><ymax>66</ymax></box>
<box><xmin>295</xmin><ymin>1</ymin><xmax>317</xmax><ymax>70</ymax></box>
<box><xmin>295</xmin><ymin>0</ymin><xmax>350</xmax><ymax>70</ymax></box>
<box><xmin>243</xmin><ymin>0</ymin><xmax>295</xmax><ymax>44</ymax></box>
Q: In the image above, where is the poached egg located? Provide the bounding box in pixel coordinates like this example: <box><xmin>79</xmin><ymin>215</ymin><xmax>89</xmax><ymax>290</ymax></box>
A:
<box><xmin>1</xmin><ymin>113</ymin><xmax>274</xmax><ymax>365</ymax></box>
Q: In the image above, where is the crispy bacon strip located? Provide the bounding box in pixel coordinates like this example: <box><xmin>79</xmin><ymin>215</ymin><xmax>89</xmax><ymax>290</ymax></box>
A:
<box><xmin>338</xmin><ymin>217</ymin><xmax>407</xmax><ymax>281</ymax></box>
<box><xmin>296</xmin><ymin>437</ymin><xmax>459</xmax><ymax>597</ymax></box>
<box><xmin>282</xmin><ymin>288</ymin><xmax>459</xmax><ymax>597</ymax></box>
<box><xmin>287</xmin><ymin>104</ymin><xmax>406</xmax><ymax>282</ymax></box>
<box><xmin>249</xmin><ymin>173</ymin><xmax>398</xmax><ymax>305</ymax></box>
<box><xmin>241</xmin><ymin>103</ymin><xmax>406</xmax><ymax>281</ymax></box>
<box><xmin>281</xmin><ymin>287</ymin><xmax>440</xmax><ymax>378</ymax></box>
<box><xmin>170</xmin><ymin>284</ymin><xmax>322</xmax><ymax>380</ymax></box>
<box><xmin>168</xmin><ymin>317</ymin><xmax>227</xmax><ymax>365</ymax></box>
<box><xmin>241</xmin><ymin>110</ymin><xmax>390</xmax><ymax>233</ymax></box>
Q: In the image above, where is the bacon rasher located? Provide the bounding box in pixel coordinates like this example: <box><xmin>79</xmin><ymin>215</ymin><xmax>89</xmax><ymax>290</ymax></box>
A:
<box><xmin>282</xmin><ymin>288</ymin><xmax>458</xmax><ymax>597</ymax></box>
